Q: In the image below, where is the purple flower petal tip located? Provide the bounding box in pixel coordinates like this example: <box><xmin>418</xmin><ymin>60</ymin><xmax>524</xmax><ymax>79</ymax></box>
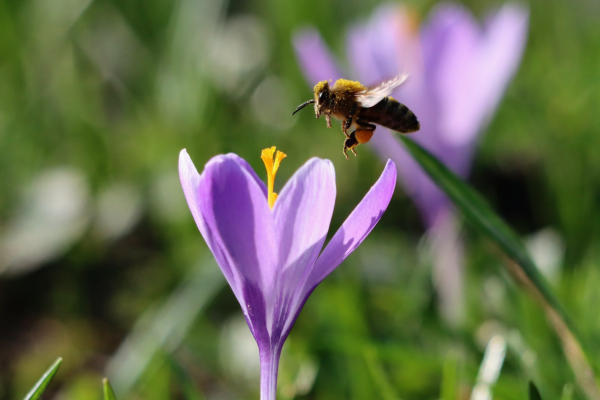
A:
<box><xmin>292</xmin><ymin>28</ymin><xmax>344</xmax><ymax>84</ymax></box>
<box><xmin>306</xmin><ymin>159</ymin><xmax>396</xmax><ymax>287</ymax></box>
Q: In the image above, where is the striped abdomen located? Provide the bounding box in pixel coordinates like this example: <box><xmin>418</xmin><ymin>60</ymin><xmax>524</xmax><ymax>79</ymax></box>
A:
<box><xmin>359</xmin><ymin>97</ymin><xmax>420</xmax><ymax>133</ymax></box>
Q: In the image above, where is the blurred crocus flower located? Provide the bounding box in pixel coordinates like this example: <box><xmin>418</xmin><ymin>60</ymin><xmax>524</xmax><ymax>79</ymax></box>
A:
<box><xmin>179</xmin><ymin>147</ymin><xmax>396</xmax><ymax>399</ymax></box>
<box><xmin>294</xmin><ymin>2</ymin><xmax>528</xmax><ymax>227</ymax></box>
<box><xmin>293</xmin><ymin>3</ymin><xmax>528</xmax><ymax>324</ymax></box>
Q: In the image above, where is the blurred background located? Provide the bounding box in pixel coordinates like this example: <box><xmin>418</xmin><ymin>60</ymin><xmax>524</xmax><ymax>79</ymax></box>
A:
<box><xmin>0</xmin><ymin>0</ymin><xmax>600</xmax><ymax>399</ymax></box>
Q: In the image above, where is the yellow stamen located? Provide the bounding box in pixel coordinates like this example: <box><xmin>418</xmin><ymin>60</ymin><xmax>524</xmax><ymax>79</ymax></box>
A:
<box><xmin>261</xmin><ymin>146</ymin><xmax>287</xmax><ymax>209</ymax></box>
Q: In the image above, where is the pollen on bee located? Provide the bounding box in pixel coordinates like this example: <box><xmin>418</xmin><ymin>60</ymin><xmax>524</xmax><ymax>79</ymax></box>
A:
<box><xmin>261</xmin><ymin>147</ymin><xmax>287</xmax><ymax>209</ymax></box>
<box><xmin>333</xmin><ymin>79</ymin><xmax>365</xmax><ymax>92</ymax></box>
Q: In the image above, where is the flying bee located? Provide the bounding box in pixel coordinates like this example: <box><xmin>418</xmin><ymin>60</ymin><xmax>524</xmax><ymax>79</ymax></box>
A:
<box><xmin>292</xmin><ymin>74</ymin><xmax>420</xmax><ymax>158</ymax></box>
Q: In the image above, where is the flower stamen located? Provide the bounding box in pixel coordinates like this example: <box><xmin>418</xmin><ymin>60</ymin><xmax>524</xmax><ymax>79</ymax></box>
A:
<box><xmin>261</xmin><ymin>147</ymin><xmax>287</xmax><ymax>209</ymax></box>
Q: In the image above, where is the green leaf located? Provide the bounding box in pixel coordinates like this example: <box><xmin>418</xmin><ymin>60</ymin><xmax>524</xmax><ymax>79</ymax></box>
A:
<box><xmin>529</xmin><ymin>381</ymin><xmax>543</xmax><ymax>400</ymax></box>
<box><xmin>441</xmin><ymin>352</ymin><xmax>459</xmax><ymax>400</ymax></box>
<box><xmin>23</xmin><ymin>357</ymin><xmax>62</xmax><ymax>400</ymax></box>
<box><xmin>103</xmin><ymin>378</ymin><xmax>118</xmax><ymax>400</ymax></box>
<box><xmin>363</xmin><ymin>345</ymin><xmax>399</xmax><ymax>400</ymax></box>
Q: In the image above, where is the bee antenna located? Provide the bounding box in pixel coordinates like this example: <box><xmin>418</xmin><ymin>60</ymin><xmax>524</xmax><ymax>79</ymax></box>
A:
<box><xmin>291</xmin><ymin>99</ymin><xmax>315</xmax><ymax>116</ymax></box>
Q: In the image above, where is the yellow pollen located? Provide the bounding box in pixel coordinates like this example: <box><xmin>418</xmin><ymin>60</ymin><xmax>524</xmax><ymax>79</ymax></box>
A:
<box><xmin>261</xmin><ymin>146</ymin><xmax>287</xmax><ymax>209</ymax></box>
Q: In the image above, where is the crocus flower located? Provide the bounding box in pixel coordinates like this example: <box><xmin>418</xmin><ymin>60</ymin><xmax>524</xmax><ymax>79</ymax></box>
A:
<box><xmin>179</xmin><ymin>147</ymin><xmax>396</xmax><ymax>399</ymax></box>
<box><xmin>294</xmin><ymin>2</ymin><xmax>527</xmax><ymax>227</ymax></box>
<box><xmin>293</xmin><ymin>3</ymin><xmax>528</xmax><ymax>324</ymax></box>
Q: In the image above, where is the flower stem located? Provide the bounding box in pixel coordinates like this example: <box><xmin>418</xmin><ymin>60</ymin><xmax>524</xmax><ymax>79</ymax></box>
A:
<box><xmin>259</xmin><ymin>344</ymin><xmax>282</xmax><ymax>400</ymax></box>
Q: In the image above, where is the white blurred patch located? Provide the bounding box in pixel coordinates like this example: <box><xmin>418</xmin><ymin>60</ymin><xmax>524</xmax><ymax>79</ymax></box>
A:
<box><xmin>428</xmin><ymin>212</ymin><xmax>465</xmax><ymax>327</ymax></box>
<box><xmin>251</xmin><ymin>76</ymin><xmax>297</xmax><ymax>131</ymax></box>
<box><xmin>0</xmin><ymin>168</ymin><xmax>90</xmax><ymax>275</ymax></box>
<box><xmin>219</xmin><ymin>315</ymin><xmax>260</xmax><ymax>385</ymax></box>
<box><xmin>476</xmin><ymin>321</ymin><xmax>536</xmax><ymax>373</ymax></box>
<box><xmin>149</xmin><ymin>171</ymin><xmax>189</xmax><ymax>222</ymax></box>
<box><xmin>209</xmin><ymin>15</ymin><xmax>269</xmax><ymax>95</ymax></box>
<box><xmin>525</xmin><ymin>227</ymin><xmax>565</xmax><ymax>283</ymax></box>
<box><xmin>279</xmin><ymin>351</ymin><xmax>318</xmax><ymax>398</ymax></box>
<box><xmin>94</xmin><ymin>182</ymin><xmax>143</xmax><ymax>241</ymax></box>
<box><xmin>470</xmin><ymin>335</ymin><xmax>507</xmax><ymax>400</ymax></box>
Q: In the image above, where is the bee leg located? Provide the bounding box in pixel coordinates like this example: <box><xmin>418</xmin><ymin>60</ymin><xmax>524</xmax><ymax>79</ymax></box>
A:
<box><xmin>326</xmin><ymin>113</ymin><xmax>332</xmax><ymax>128</ymax></box>
<box><xmin>341</xmin><ymin>121</ymin><xmax>350</xmax><ymax>138</ymax></box>
<box><xmin>343</xmin><ymin>131</ymin><xmax>359</xmax><ymax>159</ymax></box>
<box><xmin>343</xmin><ymin>103</ymin><xmax>358</xmax><ymax>137</ymax></box>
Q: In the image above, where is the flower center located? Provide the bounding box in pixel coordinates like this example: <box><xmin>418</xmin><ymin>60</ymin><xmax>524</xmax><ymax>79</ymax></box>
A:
<box><xmin>261</xmin><ymin>147</ymin><xmax>287</xmax><ymax>209</ymax></box>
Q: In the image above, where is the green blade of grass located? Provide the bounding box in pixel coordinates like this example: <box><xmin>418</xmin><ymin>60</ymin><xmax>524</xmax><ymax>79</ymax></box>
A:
<box><xmin>23</xmin><ymin>357</ymin><xmax>62</xmax><ymax>400</ymax></box>
<box><xmin>529</xmin><ymin>381</ymin><xmax>543</xmax><ymax>400</ymax></box>
<box><xmin>399</xmin><ymin>137</ymin><xmax>599</xmax><ymax>400</ymax></box>
<box><xmin>103</xmin><ymin>378</ymin><xmax>118</xmax><ymax>400</ymax></box>
<box><xmin>168</xmin><ymin>356</ymin><xmax>206</xmax><ymax>400</ymax></box>
<box><xmin>363</xmin><ymin>345</ymin><xmax>399</xmax><ymax>400</ymax></box>
<box><xmin>441</xmin><ymin>352</ymin><xmax>458</xmax><ymax>400</ymax></box>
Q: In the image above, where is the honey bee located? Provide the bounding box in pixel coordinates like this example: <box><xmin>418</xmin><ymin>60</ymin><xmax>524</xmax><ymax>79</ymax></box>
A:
<box><xmin>292</xmin><ymin>74</ymin><xmax>420</xmax><ymax>158</ymax></box>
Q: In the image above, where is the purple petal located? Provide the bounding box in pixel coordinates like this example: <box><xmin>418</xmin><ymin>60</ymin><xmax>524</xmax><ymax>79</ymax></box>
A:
<box><xmin>188</xmin><ymin>153</ymin><xmax>278</xmax><ymax>340</ymax></box>
<box><xmin>179</xmin><ymin>150</ymin><xmax>245</xmax><ymax>305</ymax></box>
<box><xmin>347</xmin><ymin>4</ymin><xmax>406</xmax><ymax>85</ymax></box>
<box><xmin>368</xmin><ymin>132</ymin><xmax>450</xmax><ymax>228</ymax></box>
<box><xmin>292</xmin><ymin>28</ymin><xmax>345</xmax><ymax>84</ymax></box>
<box><xmin>273</xmin><ymin>158</ymin><xmax>335</xmax><ymax>284</ymax></box>
<box><xmin>234</xmin><ymin>155</ymin><xmax>269</xmax><ymax>198</ymax></box>
<box><xmin>422</xmin><ymin>2</ymin><xmax>528</xmax><ymax>148</ymax></box>
<box><xmin>306</xmin><ymin>160</ymin><xmax>397</xmax><ymax>290</ymax></box>
<box><xmin>346</xmin><ymin>25</ymin><xmax>376</xmax><ymax>83</ymax></box>
<box><xmin>476</xmin><ymin>3</ymin><xmax>528</xmax><ymax>125</ymax></box>
<box><xmin>271</xmin><ymin>157</ymin><xmax>336</xmax><ymax>335</ymax></box>
<box><xmin>198</xmin><ymin>154</ymin><xmax>277</xmax><ymax>289</ymax></box>
<box><xmin>422</xmin><ymin>3</ymin><xmax>482</xmax><ymax>148</ymax></box>
<box><xmin>421</xmin><ymin>2</ymin><xmax>479</xmax><ymax>80</ymax></box>
<box><xmin>364</xmin><ymin>5</ymin><xmax>406</xmax><ymax>80</ymax></box>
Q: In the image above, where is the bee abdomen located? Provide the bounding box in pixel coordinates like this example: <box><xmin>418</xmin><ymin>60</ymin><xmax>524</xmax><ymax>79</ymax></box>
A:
<box><xmin>360</xmin><ymin>97</ymin><xmax>420</xmax><ymax>134</ymax></box>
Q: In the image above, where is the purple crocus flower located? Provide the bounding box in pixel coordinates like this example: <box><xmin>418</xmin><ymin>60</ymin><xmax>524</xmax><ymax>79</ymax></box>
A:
<box><xmin>293</xmin><ymin>3</ymin><xmax>528</xmax><ymax>324</ymax></box>
<box><xmin>179</xmin><ymin>147</ymin><xmax>396</xmax><ymax>399</ymax></box>
<box><xmin>294</xmin><ymin>2</ymin><xmax>528</xmax><ymax>228</ymax></box>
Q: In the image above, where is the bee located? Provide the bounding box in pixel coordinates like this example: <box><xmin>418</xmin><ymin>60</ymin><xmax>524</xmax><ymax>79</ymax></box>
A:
<box><xmin>292</xmin><ymin>74</ymin><xmax>420</xmax><ymax>158</ymax></box>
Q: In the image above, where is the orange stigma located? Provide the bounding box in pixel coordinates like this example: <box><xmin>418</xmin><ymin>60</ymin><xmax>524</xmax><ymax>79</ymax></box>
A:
<box><xmin>261</xmin><ymin>147</ymin><xmax>287</xmax><ymax>209</ymax></box>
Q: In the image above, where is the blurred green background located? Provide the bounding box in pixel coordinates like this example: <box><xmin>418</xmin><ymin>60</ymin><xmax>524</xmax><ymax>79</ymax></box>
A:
<box><xmin>0</xmin><ymin>0</ymin><xmax>600</xmax><ymax>399</ymax></box>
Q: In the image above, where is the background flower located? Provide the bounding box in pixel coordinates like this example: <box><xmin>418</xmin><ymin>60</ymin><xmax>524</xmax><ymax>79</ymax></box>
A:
<box><xmin>294</xmin><ymin>2</ymin><xmax>528</xmax><ymax>228</ymax></box>
<box><xmin>293</xmin><ymin>2</ymin><xmax>528</xmax><ymax>325</ymax></box>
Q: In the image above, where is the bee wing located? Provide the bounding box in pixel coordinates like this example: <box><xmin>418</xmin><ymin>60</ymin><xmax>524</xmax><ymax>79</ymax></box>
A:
<box><xmin>354</xmin><ymin>73</ymin><xmax>409</xmax><ymax>108</ymax></box>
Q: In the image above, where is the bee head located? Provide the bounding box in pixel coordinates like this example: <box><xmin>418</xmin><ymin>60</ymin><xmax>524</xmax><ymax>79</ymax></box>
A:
<box><xmin>291</xmin><ymin>80</ymin><xmax>330</xmax><ymax>118</ymax></box>
<box><xmin>313</xmin><ymin>81</ymin><xmax>331</xmax><ymax>118</ymax></box>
